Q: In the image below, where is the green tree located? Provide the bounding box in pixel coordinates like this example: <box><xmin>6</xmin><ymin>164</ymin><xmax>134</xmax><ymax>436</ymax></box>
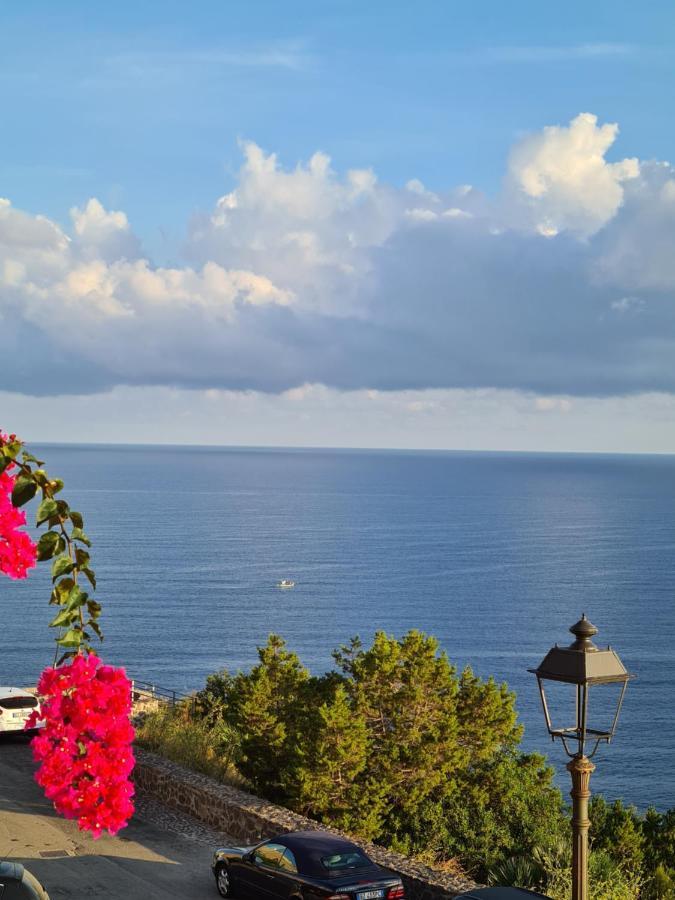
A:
<box><xmin>643</xmin><ymin>808</ymin><xmax>675</xmax><ymax>874</ymax></box>
<box><xmin>196</xmin><ymin>629</ymin><xmax>565</xmax><ymax>876</ymax></box>
<box><xmin>334</xmin><ymin>631</ymin><xmax>464</xmax><ymax>823</ymax></box>
<box><xmin>590</xmin><ymin>796</ymin><xmax>645</xmax><ymax>878</ymax></box>
<box><xmin>443</xmin><ymin>751</ymin><xmax>565</xmax><ymax>874</ymax></box>
<box><xmin>645</xmin><ymin>865</ymin><xmax>675</xmax><ymax>900</ymax></box>
<box><xmin>294</xmin><ymin>682</ymin><xmax>381</xmax><ymax>834</ymax></box>
<box><xmin>642</xmin><ymin>808</ymin><xmax>675</xmax><ymax>899</ymax></box>
<box><xmin>222</xmin><ymin>634</ymin><xmax>310</xmax><ymax>799</ymax></box>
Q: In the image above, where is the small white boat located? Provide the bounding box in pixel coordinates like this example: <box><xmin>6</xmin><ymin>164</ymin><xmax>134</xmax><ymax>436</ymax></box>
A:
<box><xmin>277</xmin><ymin>579</ymin><xmax>295</xmax><ymax>589</ymax></box>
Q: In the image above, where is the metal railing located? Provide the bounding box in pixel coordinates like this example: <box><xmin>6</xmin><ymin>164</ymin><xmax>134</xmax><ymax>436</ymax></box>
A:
<box><xmin>23</xmin><ymin>678</ymin><xmax>194</xmax><ymax>711</ymax></box>
<box><xmin>130</xmin><ymin>679</ymin><xmax>192</xmax><ymax>708</ymax></box>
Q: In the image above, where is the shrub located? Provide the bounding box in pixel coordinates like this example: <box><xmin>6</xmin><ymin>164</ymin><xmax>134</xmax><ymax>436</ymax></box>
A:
<box><xmin>135</xmin><ymin>702</ymin><xmax>243</xmax><ymax>786</ymax></box>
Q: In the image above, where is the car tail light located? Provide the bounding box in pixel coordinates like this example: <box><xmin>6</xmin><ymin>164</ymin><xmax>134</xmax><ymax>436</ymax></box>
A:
<box><xmin>387</xmin><ymin>885</ymin><xmax>405</xmax><ymax>899</ymax></box>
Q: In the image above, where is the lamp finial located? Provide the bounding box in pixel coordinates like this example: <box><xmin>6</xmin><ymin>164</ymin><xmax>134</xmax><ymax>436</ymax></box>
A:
<box><xmin>569</xmin><ymin>615</ymin><xmax>598</xmax><ymax>651</ymax></box>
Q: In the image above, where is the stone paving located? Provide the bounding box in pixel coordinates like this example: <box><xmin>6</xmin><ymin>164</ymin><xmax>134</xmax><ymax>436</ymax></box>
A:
<box><xmin>134</xmin><ymin>788</ymin><xmax>242</xmax><ymax>849</ymax></box>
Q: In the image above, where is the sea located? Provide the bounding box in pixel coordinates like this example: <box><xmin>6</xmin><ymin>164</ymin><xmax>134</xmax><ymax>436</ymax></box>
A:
<box><xmin>2</xmin><ymin>444</ymin><xmax>674</xmax><ymax>810</ymax></box>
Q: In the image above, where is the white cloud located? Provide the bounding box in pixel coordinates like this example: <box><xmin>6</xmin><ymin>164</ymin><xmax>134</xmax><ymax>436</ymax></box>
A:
<box><xmin>70</xmin><ymin>198</ymin><xmax>141</xmax><ymax>262</ymax></box>
<box><xmin>506</xmin><ymin>112</ymin><xmax>639</xmax><ymax>235</ymax></box>
<box><xmin>1</xmin><ymin>113</ymin><xmax>675</xmax><ymax>401</ymax></box>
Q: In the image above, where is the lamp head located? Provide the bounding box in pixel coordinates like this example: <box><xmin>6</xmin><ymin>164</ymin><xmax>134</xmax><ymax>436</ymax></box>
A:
<box><xmin>528</xmin><ymin>615</ymin><xmax>634</xmax><ymax>758</ymax></box>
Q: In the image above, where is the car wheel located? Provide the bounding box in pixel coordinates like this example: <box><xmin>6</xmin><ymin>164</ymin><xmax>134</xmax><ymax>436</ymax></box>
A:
<box><xmin>215</xmin><ymin>863</ymin><xmax>233</xmax><ymax>897</ymax></box>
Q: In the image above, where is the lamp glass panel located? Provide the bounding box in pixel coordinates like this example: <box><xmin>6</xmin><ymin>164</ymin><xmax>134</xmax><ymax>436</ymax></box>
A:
<box><xmin>541</xmin><ymin>679</ymin><xmax>579</xmax><ymax>733</ymax></box>
<box><xmin>585</xmin><ymin>681</ymin><xmax>625</xmax><ymax>736</ymax></box>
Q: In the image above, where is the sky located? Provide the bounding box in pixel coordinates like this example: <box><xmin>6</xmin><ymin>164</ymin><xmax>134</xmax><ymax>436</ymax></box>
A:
<box><xmin>2</xmin><ymin>0</ymin><xmax>675</xmax><ymax>452</ymax></box>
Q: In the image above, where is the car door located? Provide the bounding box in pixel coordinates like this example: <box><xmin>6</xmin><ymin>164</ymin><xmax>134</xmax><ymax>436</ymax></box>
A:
<box><xmin>238</xmin><ymin>842</ymin><xmax>287</xmax><ymax>899</ymax></box>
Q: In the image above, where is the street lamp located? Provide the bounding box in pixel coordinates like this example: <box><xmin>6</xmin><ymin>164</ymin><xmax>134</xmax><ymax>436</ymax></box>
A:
<box><xmin>529</xmin><ymin>615</ymin><xmax>634</xmax><ymax>900</ymax></box>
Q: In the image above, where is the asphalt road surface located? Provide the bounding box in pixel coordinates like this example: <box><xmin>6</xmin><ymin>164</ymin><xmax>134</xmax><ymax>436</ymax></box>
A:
<box><xmin>0</xmin><ymin>735</ymin><xmax>235</xmax><ymax>899</ymax></box>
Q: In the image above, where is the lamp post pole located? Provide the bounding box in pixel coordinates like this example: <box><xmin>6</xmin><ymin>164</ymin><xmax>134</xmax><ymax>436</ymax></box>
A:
<box><xmin>567</xmin><ymin>754</ymin><xmax>595</xmax><ymax>900</ymax></box>
<box><xmin>529</xmin><ymin>615</ymin><xmax>634</xmax><ymax>900</ymax></box>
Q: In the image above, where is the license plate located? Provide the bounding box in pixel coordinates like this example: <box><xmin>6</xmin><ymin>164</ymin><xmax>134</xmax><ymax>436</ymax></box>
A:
<box><xmin>12</xmin><ymin>712</ymin><xmax>28</xmax><ymax>719</ymax></box>
<box><xmin>357</xmin><ymin>891</ymin><xmax>384</xmax><ymax>900</ymax></box>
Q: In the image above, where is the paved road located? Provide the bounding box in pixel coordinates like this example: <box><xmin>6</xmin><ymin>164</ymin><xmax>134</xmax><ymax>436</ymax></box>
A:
<box><xmin>0</xmin><ymin>736</ymin><xmax>235</xmax><ymax>899</ymax></box>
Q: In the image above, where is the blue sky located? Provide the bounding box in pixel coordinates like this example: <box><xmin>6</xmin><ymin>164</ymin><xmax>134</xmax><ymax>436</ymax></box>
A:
<box><xmin>2</xmin><ymin>1</ymin><xmax>675</xmax><ymax>451</ymax></box>
<box><xmin>3</xmin><ymin>0</ymin><xmax>674</xmax><ymax>253</ymax></box>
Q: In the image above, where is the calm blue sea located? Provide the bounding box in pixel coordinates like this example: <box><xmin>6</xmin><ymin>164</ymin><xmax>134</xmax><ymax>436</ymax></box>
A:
<box><xmin>2</xmin><ymin>445</ymin><xmax>674</xmax><ymax>809</ymax></box>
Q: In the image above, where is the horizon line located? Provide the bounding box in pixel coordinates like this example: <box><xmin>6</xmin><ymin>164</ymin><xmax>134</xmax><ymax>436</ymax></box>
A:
<box><xmin>20</xmin><ymin>439</ymin><xmax>675</xmax><ymax>459</ymax></box>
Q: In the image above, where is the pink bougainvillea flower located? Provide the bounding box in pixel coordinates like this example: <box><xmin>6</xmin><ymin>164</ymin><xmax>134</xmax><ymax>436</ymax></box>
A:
<box><xmin>27</xmin><ymin>654</ymin><xmax>136</xmax><ymax>838</ymax></box>
<box><xmin>0</xmin><ymin>457</ymin><xmax>37</xmax><ymax>580</ymax></box>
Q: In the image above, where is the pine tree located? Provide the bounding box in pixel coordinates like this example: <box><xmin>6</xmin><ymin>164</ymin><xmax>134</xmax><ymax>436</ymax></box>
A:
<box><xmin>295</xmin><ymin>682</ymin><xmax>383</xmax><ymax>836</ymax></box>
<box><xmin>224</xmin><ymin>634</ymin><xmax>310</xmax><ymax>799</ymax></box>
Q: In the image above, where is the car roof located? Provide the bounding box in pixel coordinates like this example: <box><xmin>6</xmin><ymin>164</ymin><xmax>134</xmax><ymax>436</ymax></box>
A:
<box><xmin>276</xmin><ymin>831</ymin><xmax>362</xmax><ymax>854</ymax></box>
<box><xmin>271</xmin><ymin>831</ymin><xmax>373</xmax><ymax>877</ymax></box>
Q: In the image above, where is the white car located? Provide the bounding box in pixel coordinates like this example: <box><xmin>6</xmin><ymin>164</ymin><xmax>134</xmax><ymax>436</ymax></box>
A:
<box><xmin>0</xmin><ymin>687</ymin><xmax>43</xmax><ymax>734</ymax></box>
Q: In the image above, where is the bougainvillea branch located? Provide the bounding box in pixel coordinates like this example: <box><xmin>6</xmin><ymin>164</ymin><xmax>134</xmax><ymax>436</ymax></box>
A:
<box><xmin>0</xmin><ymin>430</ymin><xmax>135</xmax><ymax>838</ymax></box>
<box><xmin>0</xmin><ymin>431</ymin><xmax>102</xmax><ymax>660</ymax></box>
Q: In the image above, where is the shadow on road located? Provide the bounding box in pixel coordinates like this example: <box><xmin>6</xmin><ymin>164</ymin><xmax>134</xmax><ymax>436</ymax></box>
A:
<box><xmin>0</xmin><ymin>735</ymin><xmax>219</xmax><ymax>899</ymax></box>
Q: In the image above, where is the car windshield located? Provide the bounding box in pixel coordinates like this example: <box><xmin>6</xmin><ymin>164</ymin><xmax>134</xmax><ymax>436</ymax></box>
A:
<box><xmin>321</xmin><ymin>850</ymin><xmax>371</xmax><ymax>871</ymax></box>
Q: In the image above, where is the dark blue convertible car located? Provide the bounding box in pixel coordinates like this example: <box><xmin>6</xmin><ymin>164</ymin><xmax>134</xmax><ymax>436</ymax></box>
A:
<box><xmin>212</xmin><ymin>831</ymin><xmax>405</xmax><ymax>900</ymax></box>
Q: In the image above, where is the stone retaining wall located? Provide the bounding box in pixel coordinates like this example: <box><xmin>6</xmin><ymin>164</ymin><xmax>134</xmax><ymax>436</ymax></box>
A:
<box><xmin>133</xmin><ymin>749</ymin><xmax>480</xmax><ymax>899</ymax></box>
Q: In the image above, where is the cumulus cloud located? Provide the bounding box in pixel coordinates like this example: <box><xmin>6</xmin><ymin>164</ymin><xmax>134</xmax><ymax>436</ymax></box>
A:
<box><xmin>506</xmin><ymin>112</ymin><xmax>639</xmax><ymax>235</ymax></box>
<box><xmin>1</xmin><ymin>113</ymin><xmax>675</xmax><ymax>399</ymax></box>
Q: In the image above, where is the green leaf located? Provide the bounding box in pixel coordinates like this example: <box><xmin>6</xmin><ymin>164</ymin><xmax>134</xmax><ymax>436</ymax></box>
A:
<box><xmin>49</xmin><ymin>608</ymin><xmax>76</xmax><ymax>628</ymax></box>
<box><xmin>86</xmin><ymin>599</ymin><xmax>102</xmax><ymax>617</ymax></box>
<box><xmin>71</xmin><ymin>527</ymin><xmax>92</xmax><ymax>547</ymax></box>
<box><xmin>3</xmin><ymin>439</ymin><xmax>22</xmax><ymax>460</ymax></box>
<box><xmin>36</xmin><ymin>531</ymin><xmax>60</xmax><ymax>561</ymax></box>
<box><xmin>56</xmin><ymin>499</ymin><xmax>70</xmax><ymax>518</ymax></box>
<box><xmin>21</xmin><ymin>450</ymin><xmax>45</xmax><ymax>466</ymax></box>
<box><xmin>81</xmin><ymin>567</ymin><xmax>97</xmax><ymax>589</ymax></box>
<box><xmin>51</xmin><ymin>555</ymin><xmax>74</xmax><ymax>580</ymax></box>
<box><xmin>50</xmin><ymin>478</ymin><xmax>64</xmax><ymax>494</ymax></box>
<box><xmin>75</xmin><ymin>547</ymin><xmax>90</xmax><ymax>567</ymax></box>
<box><xmin>69</xmin><ymin>511</ymin><xmax>84</xmax><ymax>528</ymax></box>
<box><xmin>0</xmin><ymin>456</ymin><xmax>12</xmax><ymax>475</ymax></box>
<box><xmin>11</xmin><ymin>476</ymin><xmax>37</xmax><ymax>508</ymax></box>
<box><xmin>65</xmin><ymin>585</ymin><xmax>87</xmax><ymax>610</ymax></box>
<box><xmin>36</xmin><ymin>498</ymin><xmax>58</xmax><ymax>526</ymax></box>
<box><xmin>52</xmin><ymin>577</ymin><xmax>75</xmax><ymax>604</ymax></box>
<box><xmin>56</xmin><ymin>629</ymin><xmax>82</xmax><ymax>648</ymax></box>
<box><xmin>89</xmin><ymin>621</ymin><xmax>103</xmax><ymax>640</ymax></box>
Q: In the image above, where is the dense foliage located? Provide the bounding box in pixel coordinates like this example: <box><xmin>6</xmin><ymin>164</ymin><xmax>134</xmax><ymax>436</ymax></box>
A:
<box><xmin>489</xmin><ymin>797</ymin><xmax>675</xmax><ymax>898</ymax></box>
<box><xmin>190</xmin><ymin>631</ymin><xmax>564</xmax><ymax>878</ymax></box>
<box><xmin>140</xmin><ymin>630</ymin><xmax>674</xmax><ymax>896</ymax></box>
